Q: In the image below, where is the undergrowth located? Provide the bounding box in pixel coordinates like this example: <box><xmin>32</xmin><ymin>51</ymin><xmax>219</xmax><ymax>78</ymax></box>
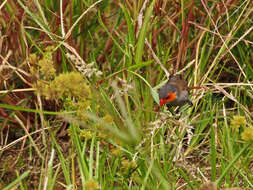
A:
<box><xmin>0</xmin><ymin>0</ymin><xmax>253</xmax><ymax>189</ymax></box>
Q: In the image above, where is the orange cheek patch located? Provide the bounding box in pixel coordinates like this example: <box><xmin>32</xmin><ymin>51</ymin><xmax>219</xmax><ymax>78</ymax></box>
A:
<box><xmin>159</xmin><ymin>92</ymin><xmax>176</xmax><ymax>107</ymax></box>
<box><xmin>166</xmin><ymin>92</ymin><xmax>176</xmax><ymax>102</ymax></box>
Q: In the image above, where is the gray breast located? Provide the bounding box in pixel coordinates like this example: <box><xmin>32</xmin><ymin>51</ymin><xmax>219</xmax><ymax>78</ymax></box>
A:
<box><xmin>169</xmin><ymin>90</ymin><xmax>190</xmax><ymax>106</ymax></box>
<box><xmin>158</xmin><ymin>82</ymin><xmax>177</xmax><ymax>99</ymax></box>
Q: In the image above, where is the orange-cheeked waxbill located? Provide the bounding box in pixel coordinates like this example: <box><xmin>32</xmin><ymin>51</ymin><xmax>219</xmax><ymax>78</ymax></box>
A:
<box><xmin>158</xmin><ymin>75</ymin><xmax>193</xmax><ymax>107</ymax></box>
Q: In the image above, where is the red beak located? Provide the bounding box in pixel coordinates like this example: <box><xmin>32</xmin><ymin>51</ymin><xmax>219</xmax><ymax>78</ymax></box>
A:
<box><xmin>160</xmin><ymin>99</ymin><xmax>166</xmax><ymax>107</ymax></box>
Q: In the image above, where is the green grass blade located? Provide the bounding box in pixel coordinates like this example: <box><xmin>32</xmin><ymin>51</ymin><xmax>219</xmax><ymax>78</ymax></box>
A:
<box><xmin>128</xmin><ymin>70</ymin><xmax>159</xmax><ymax>105</ymax></box>
<box><xmin>177</xmin><ymin>168</ymin><xmax>194</xmax><ymax>190</ymax></box>
<box><xmin>0</xmin><ymin>103</ymin><xmax>73</xmax><ymax>115</ymax></box>
<box><xmin>216</xmin><ymin>142</ymin><xmax>252</xmax><ymax>186</ymax></box>
<box><xmin>2</xmin><ymin>171</ymin><xmax>30</xmax><ymax>190</ymax></box>
<box><xmin>97</xmin><ymin>12</ymin><xmax>129</xmax><ymax>57</ymax></box>
<box><xmin>71</xmin><ymin>124</ymin><xmax>89</xmax><ymax>178</ymax></box>
<box><xmin>50</xmin><ymin>132</ymin><xmax>72</xmax><ymax>186</ymax></box>
<box><xmin>135</xmin><ymin>0</ymin><xmax>156</xmax><ymax>64</ymax></box>
<box><xmin>210</xmin><ymin>116</ymin><xmax>217</xmax><ymax>181</ymax></box>
<box><xmin>120</xmin><ymin>4</ymin><xmax>135</xmax><ymax>46</ymax></box>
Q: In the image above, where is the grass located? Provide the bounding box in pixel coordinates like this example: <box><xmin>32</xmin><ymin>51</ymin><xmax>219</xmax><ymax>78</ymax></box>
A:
<box><xmin>0</xmin><ymin>0</ymin><xmax>253</xmax><ymax>189</ymax></box>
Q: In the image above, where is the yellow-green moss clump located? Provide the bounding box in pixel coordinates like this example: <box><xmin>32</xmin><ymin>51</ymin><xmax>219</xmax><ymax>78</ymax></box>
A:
<box><xmin>241</xmin><ymin>127</ymin><xmax>253</xmax><ymax>141</ymax></box>
<box><xmin>85</xmin><ymin>179</ymin><xmax>99</xmax><ymax>190</ymax></box>
<box><xmin>96</xmin><ymin>114</ymin><xmax>114</xmax><ymax>139</ymax></box>
<box><xmin>111</xmin><ymin>147</ymin><xmax>122</xmax><ymax>156</ymax></box>
<box><xmin>121</xmin><ymin>158</ymin><xmax>137</xmax><ymax>175</ymax></box>
<box><xmin>29</xmin><ymin>46</ymin><xmax>56</xmax><ymax>80</ymax></box>
<box><xmin>231</xmin><ymin>115</ymin><xmax>246</xmax><ymax>130</ymax></box>
<box><xmin>38</xmin><ymin>72</ymin><xmax>90</xmax><ymax>101</ymax></box>
<box><xmin>80</xmin><ymin>129</ymin><xmax>93</xmax><ymax>140</ymax></box>
<box><xmin>36</xmin><ymin>72</ymin><xmax>91</xmax><ymax>123</ymax></box>
<box><xmin>29</xmin><ymin>47</ymin><xmax>91</xmax><ymax>124</ymax></box>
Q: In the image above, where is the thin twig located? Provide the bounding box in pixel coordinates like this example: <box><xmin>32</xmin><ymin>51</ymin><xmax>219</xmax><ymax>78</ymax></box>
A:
<box><xmin>64</xmin><ymin>0</ymin><xmax>103</xmax><ymax>40</ymax></box>
<box><xmin>145</xmin><ymin>39</ymin><xmax>170</xmax><ymax>77</ymax></box>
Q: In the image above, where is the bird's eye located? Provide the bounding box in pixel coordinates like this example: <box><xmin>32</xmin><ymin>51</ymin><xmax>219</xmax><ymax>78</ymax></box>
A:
<box><xmin>165</xmin><ymin>92</ymin><xmax>176</xmax><ymax>102</ymax></box>
<box><xmin>165</xmin><ymin>93</ymin><xmax>174</xmax><ymax>99</ymax></box>
<box><xmin>166</xmin><ymin>95</ymin><xmax>171</xmax><ymax>100</ymax></box>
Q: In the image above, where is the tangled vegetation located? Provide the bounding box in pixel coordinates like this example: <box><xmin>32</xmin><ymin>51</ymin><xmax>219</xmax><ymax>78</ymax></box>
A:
<box><xmin>0</xmin><ymin>0</ymin><xmax>252</xmax><ymax>189</ymax></box>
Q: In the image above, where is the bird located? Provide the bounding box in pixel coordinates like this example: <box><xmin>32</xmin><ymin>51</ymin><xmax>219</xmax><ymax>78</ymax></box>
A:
<box><xmin>158</xmin><ymin>74</ymin><xmax>193</xmax><ymax>108</ymax></box>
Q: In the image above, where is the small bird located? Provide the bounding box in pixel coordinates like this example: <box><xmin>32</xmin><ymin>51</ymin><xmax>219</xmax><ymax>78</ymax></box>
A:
<box><xmin>158</xmin><ymin>74</ymin><xmax>193</xmax><ymax>107</ymax></box>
